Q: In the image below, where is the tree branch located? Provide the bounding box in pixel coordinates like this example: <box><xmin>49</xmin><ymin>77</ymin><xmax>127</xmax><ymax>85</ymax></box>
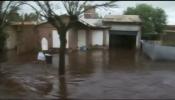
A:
<box><xmin>21</xmin><ymin>1</ymin><xmax>48</xmax><ymax>18</ymax></box>
<box><xmin>79</xmin><ymin>1</ymin><xmax>118</xmax><ymax>15</ymax></box>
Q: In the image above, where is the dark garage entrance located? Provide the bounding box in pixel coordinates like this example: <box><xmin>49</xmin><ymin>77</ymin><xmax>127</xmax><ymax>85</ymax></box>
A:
<box><xmin>109</xmin><ymin>30</ymin><xmax>137</xmax><ymax>49</ymax></box>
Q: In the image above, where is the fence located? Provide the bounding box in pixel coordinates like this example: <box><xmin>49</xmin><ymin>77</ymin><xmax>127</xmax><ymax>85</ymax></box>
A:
<box><xmin>141</xmin><ymin>40</ymin><xmax>175</xmax><ymax>60</ymax></box>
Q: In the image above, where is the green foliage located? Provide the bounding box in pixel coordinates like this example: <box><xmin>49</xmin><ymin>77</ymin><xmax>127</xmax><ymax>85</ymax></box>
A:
<box><xmin>7</xmin><ymin>6</ymin><xmax>41</xmax><ymax>22</ymax></box>
<box><xmin>141</xmin><ymin>34</ymin><xmax>160</xmax><ymax>40</ymax></box>
<box><xmin>24</xmin><ymin>12</ymin><xmax>40</xmax><ymax>21</ymax></box>
<box><xmin>124</xmin><ymin>4</ymin><xmax>167</xmax><ymax>34</ymax></box>
<box><xmin>8</xmin><ymin>12</ymin><xmax>41</xmax><ymax>22</ymax></box>
<box><xmin>6</xmin><ymin>6</ymin><xmax>23</xmax><ymax>22</ymax></box>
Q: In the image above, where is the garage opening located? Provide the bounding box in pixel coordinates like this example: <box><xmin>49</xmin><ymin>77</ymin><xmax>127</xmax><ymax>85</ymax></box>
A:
<box><xmin>109</xmin><ymin>30</ymin><xmax>137</xmax><ymax>49</ymax></box>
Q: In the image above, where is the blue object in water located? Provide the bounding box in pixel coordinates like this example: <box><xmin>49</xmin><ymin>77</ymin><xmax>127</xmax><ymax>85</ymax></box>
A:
<box><xmin>80</xmin><ymin>46</ymin><xmax>87</xmax><ymax>51</ymax></box>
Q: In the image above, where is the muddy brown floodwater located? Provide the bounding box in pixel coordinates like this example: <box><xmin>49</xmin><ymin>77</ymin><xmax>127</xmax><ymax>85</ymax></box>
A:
<box><xmin>1</xmin><ymin>49</ymin><xmax>175</xmax><ymax>99</ymax></box>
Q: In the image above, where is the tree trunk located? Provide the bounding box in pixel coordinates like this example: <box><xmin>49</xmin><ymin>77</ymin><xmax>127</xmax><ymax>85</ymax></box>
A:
<box><xmin>59</xmin><ymin>30</ymin><xmax>67</xmax><ymax>75</ymax></box>
<box><xmin>59</xmin><ymin>76</ymin><xmax>67</xmax><ymax>99</ymax></box>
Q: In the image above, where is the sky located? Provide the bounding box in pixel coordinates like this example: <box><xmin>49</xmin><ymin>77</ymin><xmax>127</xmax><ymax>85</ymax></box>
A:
<box><xmin>21</xmin><ymin>1</ymin><xmax>175</xmax><ymax>25</ymax></box>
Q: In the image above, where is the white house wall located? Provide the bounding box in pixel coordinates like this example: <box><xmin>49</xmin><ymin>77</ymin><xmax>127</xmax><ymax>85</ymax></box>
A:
<box><xmin>92</xmin><ymin>30</ymin><xmax>103</xmax><ymax>46</ymax></box>
<box><xmin>6</xmin><ymin>27</ymin><xmax>17</xmax><ymax>50</ymax></box>
<box><xmin>78</xmin><ymin>30</ymin><xmax>86</xmax><ymax>48</ymax></box>
<box><xmin>52</xmin><ymin>30</ymin><xmax>69</xmax><ymax>48</ymax></box>
<box><xmin>52</xmin><ymin>30</ymin><xmax>60</xmax><ymax>48</ymax></box>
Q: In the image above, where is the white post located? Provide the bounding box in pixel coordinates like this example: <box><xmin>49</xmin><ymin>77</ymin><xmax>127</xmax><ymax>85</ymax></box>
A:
<box><xmin>136</xmin><ymin>29</ymin><xmax>141</xmax><ymax>49</ymax></box>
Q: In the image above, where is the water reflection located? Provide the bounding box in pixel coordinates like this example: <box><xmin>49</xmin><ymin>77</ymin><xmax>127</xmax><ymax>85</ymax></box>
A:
<box><xmin>0</xmin><ymin>51</ymin><xmax>7</xmax><ymax>63</ymax></box>
<box><xmin>110</xmin><ymin>49</ymin><xmax>134</xmax><ymax>66</ymax></box>
<box><xmin>67</xmin><ymin>50</ymin><xmax>95</xmax><ymax>78</ymax></box>
<box><xmin>0</xmin><ymin>50</ymin><xmax>36</xmax><ymax>64</ymax></box>
<box><xmin>67</xmin><ymin>49</ymin><xmax>144</xmax><ymax>78</ymax></box>
<box><xmin>2</xmin><ymin>49</ymin><xmax>175</xmax><ymax>99</ymax></box>
<box><xmin>58</xmin><ymin>76</ymin><xmax>67</xmax><ymax>99</ymax></box>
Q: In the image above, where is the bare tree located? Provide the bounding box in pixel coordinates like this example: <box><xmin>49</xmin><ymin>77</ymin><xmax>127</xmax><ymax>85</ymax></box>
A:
<box><xmin>23</xmin><ymin>1</ymin><xmax>117</xmax><ymax>76</ymax></box>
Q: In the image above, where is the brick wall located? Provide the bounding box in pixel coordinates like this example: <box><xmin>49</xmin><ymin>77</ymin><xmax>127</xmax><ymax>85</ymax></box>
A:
<box><xmin>36</xmin><ymin>23</ymin><xmax>56</xmax><ymax>49</ymax></box>
<box><xmin>15</xmin><ymin>25</ymin><xmax>38</xmax><ymax>54</ymax></box>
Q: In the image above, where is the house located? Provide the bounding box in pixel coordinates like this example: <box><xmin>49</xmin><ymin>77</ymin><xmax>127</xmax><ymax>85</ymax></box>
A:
<box><xmin>161</xmin><ymin>25</ymin><xmax>175</xmax><ymax>41</ymax></box>
<box><xmin>5</xmin><ymin>7</ymin><xmax>142</xmax><ymax>54</ymax></box>
<box><xmin>36</xmin><ymin>15</ymin><xmax>110</xmax><ymax>51</ymax></box>
<box><xmin>36</xmin><ymin>8</ymin><xmax>142</xmax><ymax>51</ymax></box>
<box><xmin>160</xmin><ymin>25</ymin><xmax>175</xmax><ymax>46</ymax></box>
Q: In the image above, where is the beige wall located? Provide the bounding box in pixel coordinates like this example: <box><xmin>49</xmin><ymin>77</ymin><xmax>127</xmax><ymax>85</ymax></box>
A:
<box><xmin>17</xmin><ymin>25</ymin><xmax>38</xmax><ymax>54</ymax></box>
<box><xmin>5</xmin><ymin>26</ymin><xmax>17</xmax><ymax>50</ymax></box>
<box><xmin>68</xmin><ymin>28</ymin><xmax>78</xmax><ymax>49</ymax></box>
<box><xmin>5</xmin><ymin>25</ymin><xmax>39</xmax><ymax>54</ymax></box>
<box><xmin>6</xmin><ymin>21</ymin><xmax>109</xmax><ymax>54</ymax></box>
<box><xmin>37</xmin><ymin>23</ymin><xmax>79</xmax><ymax>50</ymax></box>
<box><xmin>36</xmin><ymin>23</ymin><xmax>56</xmax><ymax>49</ymax></box>
<box><xmin>36</xmin><ymin>22</ymin><xmax>109</xmax><ymax>50</ymax></box>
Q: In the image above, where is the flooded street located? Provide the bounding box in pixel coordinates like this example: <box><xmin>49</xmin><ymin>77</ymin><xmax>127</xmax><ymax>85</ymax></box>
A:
<box><xmin>1</xmin><ymin>49</ymin><xmax>175</xmax><ymax>99</ymax></box>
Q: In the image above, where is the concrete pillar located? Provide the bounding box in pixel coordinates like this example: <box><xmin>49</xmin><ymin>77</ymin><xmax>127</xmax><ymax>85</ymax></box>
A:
<box><xmin>50</xmin><ymin>30</ymin><xmax>55</xmax><ymax>49</ymax></box>
<box><xmin>103</xmin><ymin>29</ymin><xmax>106</xmax><ymax>46</ymax></box>
<box><xmin>86</xmin><ymin>29</ymin><xmax>92</xmax><ymax>49</ymax></box>
<box><xmin>68</xmin><ymin>28</ymin><xmax>78</xmax><ymax>50</ymax></box>
<box><xmin>105</xmin><ymin>30</ymin><xmax>109</xmax><ymax>49</ymax></box>
<box><xmin>68</xmin><ymin>29</ymin><xmax>72</xmax><ymax>49</ymax></box>
<box><xmin>136</xmin><ymin>29</ymin><xmax>141</xmax><ymax>49</ymax></box>
<box><xmin>66</xmin><ymin>30</ymin><xmax>69</xmax><ymax>48</ymax></box>
<box><xmin>86</xmin><ymin>29</ymin><xmax>89</xmax><ymax>48</ymax></box>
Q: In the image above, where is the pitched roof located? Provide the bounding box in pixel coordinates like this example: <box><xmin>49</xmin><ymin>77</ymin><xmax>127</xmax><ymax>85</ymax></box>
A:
<box><xmin>79</xmin><ymin>17</ymin><xmax>109</xmax><ymax>28</ymax></box>
<box><xmin>164</xmin><ymin>30</ymin><xmax>175</xmax><ymax>33</ymax></box>
<box><xmin>103</xmin><ymin>15</ymin><xmax>142</xmax><ymax>23</ymax></box>
<box><xmin>36</xmin><ymin>15</ymin><xmax>142</xmax><ymax>29</ymax></box>
<box><xmin>36</xmin><ymin>16</ymin><xmax>110</xmax><ymax>29</ymax></box>
<box><xmin>165</xmin><ymin>25</ymin><xmax>175</xmax><ymax>30</ymax></box>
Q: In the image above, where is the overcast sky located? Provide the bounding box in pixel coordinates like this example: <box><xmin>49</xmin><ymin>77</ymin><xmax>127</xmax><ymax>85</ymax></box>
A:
<box><xmin>21</xmin><ymin>1</ymin><xmax>175</xmax><ymax>25</ymax></box>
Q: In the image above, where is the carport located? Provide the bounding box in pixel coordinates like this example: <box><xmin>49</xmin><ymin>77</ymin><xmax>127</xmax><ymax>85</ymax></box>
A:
<box><xmin>102</xmin><ymin>15</ymin><xmax>142</xmax><ymax>49</ymax></box>
<box><xmin>109</xmin><ymin>30</ymin><xmax>137</xmax><ymax>49</ymax></box>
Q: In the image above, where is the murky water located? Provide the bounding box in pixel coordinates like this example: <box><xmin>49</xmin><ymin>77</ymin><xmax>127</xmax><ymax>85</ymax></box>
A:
<box><xmin>1</xmin><ymin>49</ymin><xmax>175</xmax><ymax>99</ymax></box>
